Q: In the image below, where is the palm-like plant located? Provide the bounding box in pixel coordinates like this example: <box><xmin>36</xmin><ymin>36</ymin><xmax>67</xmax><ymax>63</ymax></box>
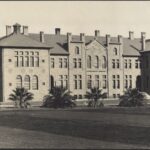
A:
<box><xmin>42</xmin><ymin>86</ymin><xmax>76</xmax><ymax>108</ymax></box>
<box><xmin>9</xmin><ymin>88</ymin><xmax>34</xmax><ymax>108</ymax></box>
<box><xmin>119</xmin><ymin>88</ymin><xmax>147</xmax><ymax>107</ymax></box>
<box><xmin>85</xmin><ymin>87</ymin><xmax>107</xmax><ymax>107</ymax></box>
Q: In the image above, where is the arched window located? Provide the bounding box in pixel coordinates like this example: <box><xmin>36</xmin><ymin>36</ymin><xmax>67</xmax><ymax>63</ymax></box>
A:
<box><xmin>113</xmin><ymin>48</ymin><xmax>118</xmax><ymax>55</ymax></box>
<box><xmin>32</xmin><ymin>75</ymin><xmax>38</xmax><ymax>90</ymax></box>
<box><xmin>75</xmin><ymin>46</ymin><xmax>80</xmax><ymax>54</ymax></box>
<box><xmin>24</xmin><ymin>75</ymin><xmax>30</xmax><ymax>90</ymax></box>
<box><xmin>16</xmin><ymin>75</ymin><xmax>22</xmax><ymax>88</ymax></box>
<box><xmin>102</xmin><ymin>56</ymin><xmax>106</xmax><ymax>68</ymax></box>
<box><xmin>95</xmin><ymin>56</ymin><xmax>99</xmax><ymax>68</ymax></box>
<box><xmin>87</xmin><ymin>55</ymin><xmax>92</xmax><ymax>68</ymax></box>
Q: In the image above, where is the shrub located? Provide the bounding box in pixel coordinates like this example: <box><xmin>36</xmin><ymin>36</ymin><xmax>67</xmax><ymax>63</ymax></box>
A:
<box><xmin>119</xmin><ymin>88</ymin><xmax>147</xmax><ymax>107</ymax></box>
<box><xmin>9</xmin><ymin>87</ymin><xmax>33</xmax><ymax>108</ymax></box>
<box><xmin>42</xmin><ymin>86</ymin><xmax>76</xmax><ymax>108</ymax></box>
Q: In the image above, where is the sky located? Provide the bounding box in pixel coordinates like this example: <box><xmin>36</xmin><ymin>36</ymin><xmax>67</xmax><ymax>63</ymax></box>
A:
<box><xmin>0</xmin><ymin>1</ymin><xmax>150</xmax><ymax>38</ymax></box>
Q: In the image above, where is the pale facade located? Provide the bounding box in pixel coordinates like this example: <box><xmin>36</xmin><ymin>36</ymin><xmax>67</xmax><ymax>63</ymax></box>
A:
<box><xmin>0</xmin><ymin>23</ymin><xmax>147</xmax><ymax>102</ymax></box>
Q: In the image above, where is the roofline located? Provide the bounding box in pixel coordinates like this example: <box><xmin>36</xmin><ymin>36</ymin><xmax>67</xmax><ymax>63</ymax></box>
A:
<box><xmin>50</xmin><ymin>53</ymin><xmax>69</xmax><ymax>56</ymax></box>
<box><xmin>0</xmin><ymin>46</ymin><xmax>51</xmax><ymax>49</ymax></box>
<box><xmin>140</xmin><ymin>50</ymin><xmax>150</xmax><ymax>53</ymax></box>
<box><xmin>122</xmin><ymin>55</ymin><xmax>141</xmax><ymax>57</ymax></box>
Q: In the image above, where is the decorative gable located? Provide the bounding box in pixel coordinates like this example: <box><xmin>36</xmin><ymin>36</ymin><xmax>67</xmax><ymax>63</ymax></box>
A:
<box><xmin>86</xmin><ymin>39</ymin><xmax>106</xmax><ymax>53</ymax></box>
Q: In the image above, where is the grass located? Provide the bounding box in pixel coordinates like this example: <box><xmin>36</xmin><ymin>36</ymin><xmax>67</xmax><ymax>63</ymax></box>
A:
<box><xmin>0</xmin><ymin>107</ymin><xmax>150</xmax><ymax>148</ymax></box>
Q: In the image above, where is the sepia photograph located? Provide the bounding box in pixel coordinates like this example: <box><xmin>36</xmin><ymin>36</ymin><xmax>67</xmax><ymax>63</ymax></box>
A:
<box><xmin>0</xmin><ymin>1</ymin><xmax>150</xmax><ymax>149</ymax></box>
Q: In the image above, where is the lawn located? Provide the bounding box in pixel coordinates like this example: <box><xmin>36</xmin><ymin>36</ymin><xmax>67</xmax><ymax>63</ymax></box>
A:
<box><xmin>0</xmin><ymin>107</ymin><xmax>150</xmax><ymax>148</ymax></box>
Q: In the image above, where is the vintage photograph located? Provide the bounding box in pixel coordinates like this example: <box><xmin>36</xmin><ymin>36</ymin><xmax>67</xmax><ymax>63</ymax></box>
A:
<box><xmin>0</xmin><ymin>1</ymin><xmax>149</xmax><ymax>149</ymax></box>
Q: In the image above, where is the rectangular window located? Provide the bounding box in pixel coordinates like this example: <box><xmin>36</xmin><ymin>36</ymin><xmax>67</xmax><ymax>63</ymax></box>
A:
<box><xmin>102</xmin><ymin>75</ymin><xmax>107</xmax><ymax>89</ymax></box>
<box><xmin>129</xmin><ymin>75</ymin><xmax>132</xmax><ymax>88</ymax></box>
<box><xmin>73</xmin><ymin>58</ymin><xmax>77</xmax><ymax>68</ymax></box>
<box><xmin>78</xmin><ymin>95</ymin><xmax>82</xmax><ymax>99</ymax></box>
<box><xmin>95</xmin><ymin>75</ymin><xmax>99</xmax><ymax>88</ymax></box>
<box><xmin>117</xmin><ymin>75</ymin><xmax>120</xmax><ymax>89</ymax></box>
<box><xmin>124</xmin><ymin>59</ymin><xmax>127</xmax><ymax>68</ymax></box>
<box><xmin>59</xmin><ymin>58</ymin><xmax>63</xmax><ymax>68</ymax></box>
<box><xmin>135</xmin><ymin>59</ymin><xmax>138</xmax><ymax>68</ymax></box>
<box><xmin>15</xmin><ymin>56</ymin><xmax>19</xmax><ymax>67</ymax></box>
<box><xmin>74</xmin><ymin>75</ymin><xmax>77</xmax><ymax>89</ymax></box>
<box><xmin>129</xmin><ymin>59</ymin><xmax>132</xmax><ymax>68</ymax></box>
<box><xmin>112</xmin><ymin>75</ymin><xmax>116</xmax><ymax>89</ymax></box>
<box><xmin>124</xmin><ymin>75</ymin><xmax>128</xmax><ymax>89</ymax></box>
<box><xmin>113</xmin><ymin>94</ymin><xmax>116</xmax><ymax>98</ymax></box>
<box><xmin>59</xmin><ymin>75</ymin><xmax>63</xmax><ymax>87</ymax></box>
<box><xmin>116</xmin><ymin>59</ymin><xmax>120</xmax><ymax>68</ymax></box>
<box><xmin>64</xmin><ymin>58</ymin><xmax>68</xmax><ymax>68</ymax></box>
<box><xmin>78</xmin><ymin>75</ymin><xmax>82</xmax><ymax>89</ymax></box>
<box><xmin>78</xmin><ymin>58</ymin><xmax>82</xmax><ymax>68</ymax></box>
<box><xmin>24</xmin><ymin>56</ymin><xmax>29</xmax><ymax>67</ymax></box>
<box><xmin>20</xmin><ymin>56</ymin><xmax>24</xmax><ymax>67</ymax></box>
<box><xmin>87</xmin><ymin>75</ymin><xmax>92</xmax><ymax>89</ymax></box>
<box><xmin>51</xmin><ymin>58</ymin><xmax>55</xmax><ymax>68</ymax></box>
<box><xmin>112</xmin><ymin>59</ymin><xmax>115</xmax><ymax>68</ymax></box>
<box><xmin>35</xmin><ymin>56</ymin><xmax>39</xmax><ymax>67</ymax></box>
<box><xmin>30</xmin><ymin>56</ymin><xmax>34</xmax><ymax>67</ymax></box>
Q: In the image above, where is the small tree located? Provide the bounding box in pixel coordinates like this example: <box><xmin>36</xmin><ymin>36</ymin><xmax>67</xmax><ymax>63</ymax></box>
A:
<box><xmin>119</xmin><ymin>88</ymin><xmax>147</xmax><ymax>107</ymax></box>
<box><xmin>9</xmin><ymin>87</ymin><xmax>34</xmax><ymax>108</ymax></box>
<box><xmin>85</xmin><ymin>87</ymin><xmax>107</xmax><ymax>108</ymax></box>
<box><xmin>42</xmin><ymin>86</ymin><xmax>76</xmax><ymax>108</ymax></box>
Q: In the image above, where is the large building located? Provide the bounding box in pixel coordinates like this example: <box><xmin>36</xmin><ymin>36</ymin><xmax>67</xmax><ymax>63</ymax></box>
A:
<box><xmin>0</xmin><ymin>23</ymin><xmax>147</xmax><ymax>102</ymax></box>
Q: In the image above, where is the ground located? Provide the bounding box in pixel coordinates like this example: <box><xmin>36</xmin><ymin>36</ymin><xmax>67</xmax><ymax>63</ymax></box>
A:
<box><xmin>0</xmin><ymin>107</ymin><xmax>150</xmax><ymax>148</ymax></box>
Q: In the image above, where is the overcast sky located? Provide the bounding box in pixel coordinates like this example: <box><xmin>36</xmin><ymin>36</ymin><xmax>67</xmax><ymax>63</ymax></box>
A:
<box><xmin>0</xmin><ymin>1</ymin><xmax>150</xmax><ymax>38</ymax></box>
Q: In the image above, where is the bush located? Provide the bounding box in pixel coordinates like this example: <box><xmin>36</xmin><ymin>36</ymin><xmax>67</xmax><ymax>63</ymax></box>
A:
<box><xmin>119</xmin><ymin>88</ymin><xmax>147</xmax><ymax>107</ymax></box>
<box><xmin>42</xmin><ymin>86</ymin><xmax>76</xmax><ymax>108</ymax></box>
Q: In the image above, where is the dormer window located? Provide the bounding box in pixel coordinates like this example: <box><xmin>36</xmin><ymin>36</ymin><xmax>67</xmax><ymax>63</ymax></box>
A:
<box><xmin>75</xmin><ymin>46</ymin><xmax>80</xmax><ymax>55</ymax></box>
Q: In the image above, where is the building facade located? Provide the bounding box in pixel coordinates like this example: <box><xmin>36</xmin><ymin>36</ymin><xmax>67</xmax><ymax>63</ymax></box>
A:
<box><xmin>0</xmin><ymin>23</ymin><xmax>147</xmax><ymax>102</ymax></box>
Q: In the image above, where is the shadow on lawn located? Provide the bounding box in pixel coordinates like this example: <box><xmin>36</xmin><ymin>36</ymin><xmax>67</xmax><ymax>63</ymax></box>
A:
<box><xmin>0</xmin><ymin>114</ymin><xmax>150</xmax><ymax>146</ymax></box>
<box><xmin>67</xmin><ymin>107</ymin><xmax>150</xmax><ymax>116</ymax></box>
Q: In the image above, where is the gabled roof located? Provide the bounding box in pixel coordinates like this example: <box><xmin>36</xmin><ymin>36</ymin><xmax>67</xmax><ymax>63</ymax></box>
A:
<box><xmin>85</xmin><ymin>38</ymin><xmax>106</xmax><ymax>49</ymax></box>
<box><xmin>0</xmin><ymin>33</ymin><xmax>50</xmax><ymax>49</ymax></box>
<box><xmin>29</xmin><ymin>33</ymin><xmax>143</xmax><ymax>56</ymax></box>
<box><xmin>29</xmin><ymin>33</ymin><xmax>68</xmax><ymax>54</ymax></box>
<box><xmin>122</xmin><ymin>38</ymin><xmax>141</xmax><ymax>56</ymax></box>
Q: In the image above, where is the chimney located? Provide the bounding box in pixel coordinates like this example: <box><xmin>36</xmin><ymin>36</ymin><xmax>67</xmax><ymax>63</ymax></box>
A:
<box><xmin>67</xmin><ymin>32</ymin><xmax>72</xmax><ymax>43</ymax></box>
<box><xmin>129</xmin><ymin>31</ymin><xmax>134</xmax><ymax>40</ymax></box>
<box><xmin>80</xmin><ymin>33</ymin><xmax>85</xmax><ymax>42</ymax></box>
<box><xmin>23</xmin><ymin>26</ymin><xmax>28</xmax><ymax>35</ymax></box>
<box><xmin>6</xmin><ymin>25</ymin><xmax>11</xmax><ymax>36</ymax></box>
<box><xmin>55</xmin><ymin>28</ymin><xmax>61</xmax><ymax>35</ymax></box>
<box><xmin>106</xmin><ymin>34</ymin><xmax>111</xmax><ymax>46</ymax></box>
<box><xmin>40</xmin><ymin>31</ymin><xmax>44</xmax><ymax>43</ymax></box>
<box><xmin>95</xmin><ymin>30</ymin><xmax>100</xmax><ymax>37</ymax></box>
<box><xmin>141</xmin><ymin>32</ymin><xmax>146</xmax><ymax>51</ymax></box>
<box><xmin>118</xmin><ymin>35</ymin><xmax>123</xmax><ymax>44</ymax></box>
<box><xmin>13</xmin><ymin>23</ymin><xmax>21</xmax><ymax>34</ymax></box>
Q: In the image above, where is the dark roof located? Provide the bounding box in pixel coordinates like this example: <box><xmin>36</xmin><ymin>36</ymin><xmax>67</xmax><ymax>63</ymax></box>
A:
<box><xmin>0</xmin><ymin>33</ymin><xmax>50</xmax><ymax>49</ymax></box>
<box><xmin>0</xmin><ymin>31</ymin><xmax>143</xmax><ymax>56</ymax></box>
<box><xmin>29</xmin><ymin>33</ymin><xmax>68</xmax><ymax>54</ymax></box>
<box><xmin>29</xmin><ymin>33</ymin><xmax>142</xmax><ymax>56</ymax></box>
<box><xmin>122</xmin><ymin>38</ymin><xmax>141</xmax><ymax>56</ymax></box>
